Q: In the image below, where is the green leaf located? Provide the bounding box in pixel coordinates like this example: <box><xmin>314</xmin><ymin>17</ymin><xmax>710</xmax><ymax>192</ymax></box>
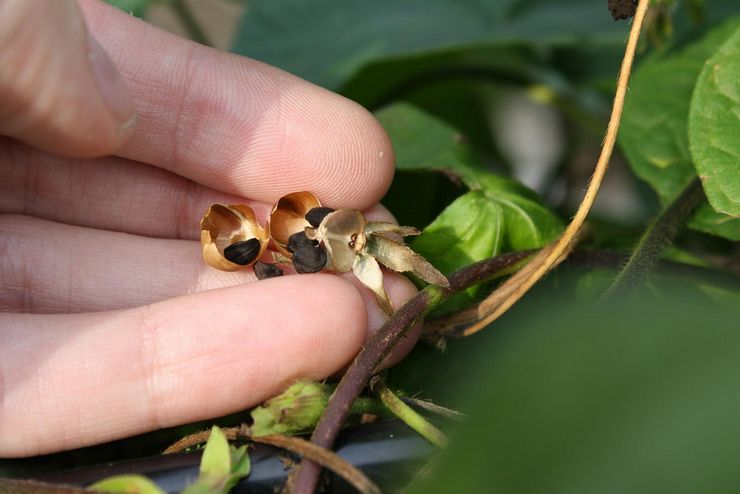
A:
<box><xmin>620</xmin><ymin>18</ymin><xmax>740</xmax><ymax>239</ymax></box>
<box><xmin>198</xmin><ymin>426</ymin><xmax>231</xmax><ymax>482</ymax></box>
<box><xmin>407</xmin><ymin>289</ymin><xmax>740</xmax><ymax>494</ymax></box>
<box><xmin>181</xmin><ymin>426</ymin><xmax>251</xmax><ymax>494</ymax></box>
<box><xmin>232</xmin><ymin>0</ymin><xmax>633</xmax><ymax>90</ymax></box>
<box><xmin>689</xmin><ymin>25</ymin><xmax>740</xmax><ymax>218</ymax></box>
<box><xmin>89</xmin><ymin>475</ymin><xmax>166</xmax><ymax>494</ymax></box>
<box><xmin>104</xmin><ymin>0</ymin><xmax>150</xmax><ymax>17</ymax></box>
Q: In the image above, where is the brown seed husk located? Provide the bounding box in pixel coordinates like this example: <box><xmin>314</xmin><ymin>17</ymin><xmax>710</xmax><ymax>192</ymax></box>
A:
<box><xmin>269</xmin><ymin>191</ymin><xmax>321</xmax><ymax>256</ymax></box>
<box><xmin>200</xmin><ymin>203</ymin><xmax>269</xmax><ymax>271</ymax></box>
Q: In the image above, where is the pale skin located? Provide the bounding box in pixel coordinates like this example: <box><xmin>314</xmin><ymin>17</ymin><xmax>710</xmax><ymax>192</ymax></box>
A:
<box><xmin>0</xmin><ymin>0</ymin><xmax>419</xmax><ymax>457</ymax></box>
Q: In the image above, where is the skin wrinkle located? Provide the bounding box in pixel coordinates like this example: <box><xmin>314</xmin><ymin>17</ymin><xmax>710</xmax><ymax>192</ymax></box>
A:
<box><xmin>136</xmin><ymin>303</ymin><xmax>167</xmax><ymax>431</ymax></box>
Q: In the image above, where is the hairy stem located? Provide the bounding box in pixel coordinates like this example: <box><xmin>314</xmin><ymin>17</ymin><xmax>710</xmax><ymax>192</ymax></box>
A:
<box><xmin>602</xmin><ymin>178</ymin><xmax>705</xmax><ymax>300</ymax></box>
<box><xmin>370</xmin><ymin>376</ymin><xmax>449</xmax><ymax>448</ymax></box>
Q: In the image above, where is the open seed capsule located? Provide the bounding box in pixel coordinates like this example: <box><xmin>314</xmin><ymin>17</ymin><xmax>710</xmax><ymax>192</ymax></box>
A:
<box><xmin>200</xmin><ymin>204</ymin><xmax>269</xmax><ymax>271</ymax></box>
<box><xmin>269</xmin><ymin>191</ymin><xmax>322</xmax><ymax>257</ymax></box>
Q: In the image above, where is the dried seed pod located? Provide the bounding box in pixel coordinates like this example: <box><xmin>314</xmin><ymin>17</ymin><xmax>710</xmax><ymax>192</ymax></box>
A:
<box><xmin>200</xmin><ymin>203</ymin><xmax>269</xmax><ymax>271</ymax></box>
<box><xmin>254</xmin><ymin>261</ymin><xmax>284</xmax><ymax>280</ymax></box>
<box><xmin>287</xmin><ymin>231</ymin><xmax>318</xmax><ymax>254</ymax></box>
<box><xmin>269</xmin><ymin>191</ymin><xmax>321</xmax><ymax>256</ymax></box>
<box><xmin>224</xmin><ymin>238</ymin><xmax>261</xmax><ymax>265</ymax></box>
<box><xmin>315</xmin><ymin>209</ymin><xmax>367</xmax><ymax>272</ymax></box>
<box><xmin>305</xmin><ymin>207</ymin><xmax>335</xmax><ymax>228</ymax></box>
<box><xmin>292</xmin><ymin>244</ymin><xmax>328</xmax><ymax>274</ymax></box>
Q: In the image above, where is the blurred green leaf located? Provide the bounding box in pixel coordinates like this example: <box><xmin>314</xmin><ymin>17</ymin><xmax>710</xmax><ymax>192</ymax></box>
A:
<box><xmin>181</xmin><ymin>426</ymin><xmax>250</xmax><ymax>494</ymax></box>
<box><xmin>90</xmin><ymin>474</ymin><xmax>166</xmax><ymax>494</ymax></box>
<box><xmin>104</xmin><ymin>0</ymin><xmax>151</xmax><ymax>17</ymax></box>
<box><xmin>407</xmin><ymin>290</ymin><xmax>740</xmax><ymax>494</ymax></box>
<box><xmin>198</xmin><ymin>426</ymin><xmax>231</xmax><ymax>482</ymax></box>
<box><xmin>620</xmin><ymin>17</ymin><xmax>740</xmax><ymax>240</ymax></box>
<box><xmin>688</xmin><ymin>25</ymin><xmax>740</xmax><ymax>218</ymax></box>
<box><xmin>233</xmin><ymin>0</ymin><xmax>632</xmax><ymax>90</ymax></box>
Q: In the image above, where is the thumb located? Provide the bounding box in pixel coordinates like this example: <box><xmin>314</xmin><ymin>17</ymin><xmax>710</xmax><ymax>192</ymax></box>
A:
<box><xmin>0</xmin><ymin>0</ymin><xmax>136</xmax><ymax>158</ymax></box>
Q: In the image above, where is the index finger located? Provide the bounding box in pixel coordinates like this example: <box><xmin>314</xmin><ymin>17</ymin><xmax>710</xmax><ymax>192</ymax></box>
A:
<box><xmin>79</xmin><ymin>0</ymin><xmax>395</xmax><ymax>210</ymax></box>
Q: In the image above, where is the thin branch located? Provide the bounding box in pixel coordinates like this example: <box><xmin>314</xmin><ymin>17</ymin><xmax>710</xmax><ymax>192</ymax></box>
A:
<box><xmin>454</xmin><ymin>0</ymin><xmax>651</xmax><ymax>337</ymax></box>
<box><xmin>0</xmin><ymin>479</ymin><xmax>90</xmax><ymax>493</ymax></box>
<box><xmin>601</xmin><ymin>178</ymin><xmax>705</xmax><ymax>300</ymax></box>
<box><xmin>163</xmin><ymin>426</ymin><xmax>380</xmax><ymax>494</ymax></box>
<box><xmin>370</xmin><ymin>376</ymin><xmax>449</xmax><ymax>448</ymax></box>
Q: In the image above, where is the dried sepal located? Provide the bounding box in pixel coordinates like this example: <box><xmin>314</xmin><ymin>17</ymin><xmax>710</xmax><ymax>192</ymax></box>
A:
<box><xmin>365</xmin><ymin>233</ymin><xmax>450</xmax><ymax>288</ymax></box>
<box><xmin>200</xmin><ymin>203</ymin><xmax>269</xmax><ymax>271</ymax></box>
<box><xmin>353</xmin><ymin>253</ymin><xmax>393</xmax><ymax>315</ymax></box>
<box><xmin>364</xmin><ymin>222</ymin><xmax>420</xmax><ymax>238</ymax></box>
<box><xmin>316</xmin><ymin>210</ymin><xmax>367</xmax><ymax>272</ymax></box>
<box><xmin>269</xmin><ymin>191</ymin><xmax>321</xmax><ymax>256</ymax></box>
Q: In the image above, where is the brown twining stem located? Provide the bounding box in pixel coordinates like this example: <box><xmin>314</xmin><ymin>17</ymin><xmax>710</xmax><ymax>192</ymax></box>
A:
<box><xmin>447</xmin><ymin>0</ymin><xmax>651</xmax><ymax>337</ymax></box>
<box><xmin>164</xmin><ymin>426</ymin><xmax>380</xmax><ymax>494</ymax></box>
<box><xmin>0</xmin><ymin>479</ymin><xmax>90</xmax><ymax>494</ymax></box>
<box><xmin>290</xmin><ymin>251</ymin><xmax>531</xmax><ymax>493</ymax></box>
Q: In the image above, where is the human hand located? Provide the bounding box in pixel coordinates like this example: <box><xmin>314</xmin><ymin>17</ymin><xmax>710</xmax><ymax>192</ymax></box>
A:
<box><xmin>0</xmin><ymin>0</ymin><xmax>418</xmax><ymax>457</ymax></box>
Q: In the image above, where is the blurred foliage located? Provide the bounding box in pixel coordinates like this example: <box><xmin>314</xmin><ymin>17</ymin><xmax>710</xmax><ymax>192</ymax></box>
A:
<box><xmin>104</xmin><ymin>0</ymin><xmax>151</xmax><ymax>17</ymax></box>
<box><xmin>405</xmin><ymin>287</ymin><xmax>740</xmax><ymax>494</ymax></box>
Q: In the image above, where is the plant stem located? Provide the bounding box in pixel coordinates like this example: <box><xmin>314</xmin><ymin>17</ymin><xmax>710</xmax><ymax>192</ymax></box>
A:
<box><xmin>170</xmin><ymin>0</ymin><xmax>212</xmax><ymax>47</ymax></box>
<box><xmin>601</xmin><ymin>178</ymin><xmax>705</xmax><ymax>300</ymax></box>
<box><xmin>370</xmin><ymin>377</ymin><xmax>449</xmax><ymax>448</ymax></box>
<box><xmin>290</xmin><ymin>251</ymin><xmax>532</xmax><ymax>493</ymax></box>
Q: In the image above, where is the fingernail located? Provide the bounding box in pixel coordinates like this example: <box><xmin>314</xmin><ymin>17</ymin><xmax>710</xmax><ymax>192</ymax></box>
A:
<box><xmin>87</xmin><ymin>35</ymin><xmax>136</xmax><ymax>132</ymax></box>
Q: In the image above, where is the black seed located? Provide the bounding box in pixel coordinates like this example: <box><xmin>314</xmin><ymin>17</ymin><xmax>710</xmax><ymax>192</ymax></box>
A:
<box><xmin>608</xmin><ymin>0</ymin><xmax>637</xmax><ymax>20</ymax></box>
<box><xmin>223</xmin><ymin>238</ymin><xmax>261</xmax><ymax>265</ymax></box>
<box><xmin>305</xmin><ymin>207</ymin><xmax>335</xmax><ymax>228</ymax></box>
<box><xmin>287</xmin><ymin>231</ymin><xmax>317</xmax><ymax>253</ymax></box>
<box><xmin>292</xmin><ymin>244</ymin><xmax>327</xmax><ymax>274</ymax></box>
<box><xmin>254</xmin><ymin>261</ymin><xmax>283</xmax><ymax>280</ymax></box>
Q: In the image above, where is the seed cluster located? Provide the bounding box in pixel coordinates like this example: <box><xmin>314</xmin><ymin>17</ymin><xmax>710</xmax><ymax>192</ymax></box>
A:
<box><xmin>200</xmin><ymin>191</ymin><xmax>449</xmax><ymax>315</ymax></box>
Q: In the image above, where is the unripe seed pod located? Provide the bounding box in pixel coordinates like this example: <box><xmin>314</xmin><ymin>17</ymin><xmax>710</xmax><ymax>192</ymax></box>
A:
<box><xmin>287</xmin><ymin>231</ymin><xmax>318</xmax><ymax>254</ymax></box>
<box><xmin>292</xmin><ymin>244</ymin><xmax>328</xmax><ymax>274</ymax></box>
<box><xmin>305</xmin><ymin>207</ymin><xmax>335</xmax><ymax>228</ymax></box>
<box><xmin>254</xmin><ymin>261</ymin><xmax>284</xmax><ymax>280</ymax></box>
<box><xmin>223</xmin><ymin>238</ymin><xmax>261</xmax><ymax>265</ymax></box>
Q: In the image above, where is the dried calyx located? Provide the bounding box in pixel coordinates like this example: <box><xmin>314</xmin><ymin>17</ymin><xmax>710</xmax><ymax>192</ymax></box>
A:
<box><xmin>200</xmin><ymin>192</ymin><xmax>449</xmax><ymax>315</ymax></box>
